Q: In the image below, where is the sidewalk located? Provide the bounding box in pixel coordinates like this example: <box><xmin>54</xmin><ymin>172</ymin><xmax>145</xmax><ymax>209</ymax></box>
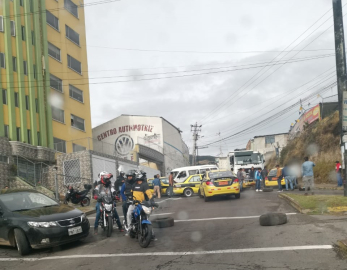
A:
<box><xmin>75</xmin><ymin>200</ymin><xmax>97</xmax><ymax>215</ymax></box>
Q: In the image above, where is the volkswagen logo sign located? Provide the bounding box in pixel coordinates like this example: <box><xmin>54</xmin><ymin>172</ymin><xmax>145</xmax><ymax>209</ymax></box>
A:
<box><xmin>115</xmin><ymin>134</ymin><xmax>134</xmax><ymax>156</ymax></box>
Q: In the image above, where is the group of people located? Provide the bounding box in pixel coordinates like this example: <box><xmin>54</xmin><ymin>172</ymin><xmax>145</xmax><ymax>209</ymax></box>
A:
<box><xmin>235</xmin><ymin>156</ymin><xmax>316</xmax><ymax>195</ymax></box>
<box><xmin>93</xmin><ymin>170</ymin><xmax>157</xmax><ymax>238</ymax></box>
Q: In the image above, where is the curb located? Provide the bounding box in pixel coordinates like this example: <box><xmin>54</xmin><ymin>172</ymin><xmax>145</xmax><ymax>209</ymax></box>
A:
<box><xmin>278</xmin><ymin>193</ymin><xmax>303</xmax><ymax>213</ymax></box>
<box><xmin>315</xmin><ymin>187</ymin><xmax>344</xmax><ymax>191</ymax></box>
<box><xmin>85</xmin><ymin>209</ymin><xmax>96</xmax><ymax>216</ymax></box>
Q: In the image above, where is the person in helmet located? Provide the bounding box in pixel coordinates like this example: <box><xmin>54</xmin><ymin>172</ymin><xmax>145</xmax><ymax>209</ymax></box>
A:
<box><xmin>126</xmin><ymin>170</ymin><xmax>157</xmax><ymax>239</ymax></box>
<box><xmin>115</xmin><ymin>171</ymin><xmax>126</xmax><ymax>193</ymax></box>
<box><xmin>94</xmin><ymin>172</ymin><xmax>124</xmax><ymax>235</ymax></box>
<box><xmin>120</xmin><ymin>170</ymin><xmax>136</xmax><ymax>226</ymax></box>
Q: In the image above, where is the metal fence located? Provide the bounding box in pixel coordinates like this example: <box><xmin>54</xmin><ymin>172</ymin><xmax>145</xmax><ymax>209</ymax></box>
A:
<box><xmin>14</xmin><ymin>155</ymin><xmax>50</xmax><ymax>187</ymax></box>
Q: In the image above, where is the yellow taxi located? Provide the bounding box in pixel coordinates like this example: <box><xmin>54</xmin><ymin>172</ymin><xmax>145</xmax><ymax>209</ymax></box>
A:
<box><xmin>264</xmin><ymin>167</ymin><xmax>285</xmax><ymax>187</ymax></box>
<box><xmin>147</xmin><ymin>177</ymin><xmax>170</xmax><ymax>196</ymax></box>
<box><xmin>173</xmin><ymin>174</ymin><xmax>202</xmax><ymax>197</ymax></box>
<box><xmin>198</xmin><ymin>170</ymin><xmax>240</xmax><ymax>202</ymax></box>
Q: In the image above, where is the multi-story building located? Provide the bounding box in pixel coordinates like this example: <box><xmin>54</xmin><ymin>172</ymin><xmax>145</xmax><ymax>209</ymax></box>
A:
<box><xmin>0</xmin><ymin>0</ymin><xmax>92</xmax><ymax>158</ymax></box>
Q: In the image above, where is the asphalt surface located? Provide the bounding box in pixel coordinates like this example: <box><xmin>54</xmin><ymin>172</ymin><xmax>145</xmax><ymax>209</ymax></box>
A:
<box><xmin>1</xmin><ymin>188</ymin><xmax>347</xmax><ymax>270</ymax></box>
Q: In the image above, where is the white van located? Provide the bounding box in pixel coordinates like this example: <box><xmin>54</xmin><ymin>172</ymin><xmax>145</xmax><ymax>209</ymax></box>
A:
<box><xmin>171</xmin><ymin>165</ymin><xmax>218</xmax><ymax>183</ymax></box>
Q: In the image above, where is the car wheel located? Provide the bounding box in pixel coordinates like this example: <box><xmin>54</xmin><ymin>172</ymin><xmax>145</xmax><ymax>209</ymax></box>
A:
<box><xmin>152</xmin><ymin>217</ymin><xmax>174</xmax><ymax>228</ymax></box>
<box><xmin>235</xmin><ymin>193</ymin><xmax>240</xmax><ymax>199</ymax></box>
<box><xmin>14</xmin><ymin>229</ymin><xmax>31</xmax><ymax>256</ymax></box>
<box><xmin>184</xmin><ymin>188</ymin><xmax>193</xmax><ymax>197</ymax></box>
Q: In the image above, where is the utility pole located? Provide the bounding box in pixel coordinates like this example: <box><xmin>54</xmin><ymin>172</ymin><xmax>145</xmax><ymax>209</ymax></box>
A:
<box><xmin>191</xmin><ymin>123</ymin><xmax>202</xmax><ymax>165</ymax></box>
<box><xmin>332</xmin><ymin>0</ymin><xmax>347</xmax><ymax>196</ymax></box>
<box><xmin>217</xmin><ymin>131</ymin><xmax>223</xmax><ymax>157</ymax></box>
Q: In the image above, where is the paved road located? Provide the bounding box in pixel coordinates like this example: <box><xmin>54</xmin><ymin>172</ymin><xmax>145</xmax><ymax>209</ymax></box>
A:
<box><xmin>1</xmin><ymin>189</ymin><xmax>347</xmax><ymax>270</ymax></box>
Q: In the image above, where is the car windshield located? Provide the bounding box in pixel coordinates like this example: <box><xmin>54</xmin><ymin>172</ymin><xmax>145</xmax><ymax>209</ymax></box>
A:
<box><xmin>209</xmin><ymin>171</ymin><xmax>234</xmax><ymax>180</ymax></box>
<box><xmin>161</xmin><ymin>178</ymin><xmax>169</xmax><ymax>184</ymax></box>
<box><xmin>0</xmin><ymin>192</ymin><xmax>58</xmax><ymax>212</ymax></box>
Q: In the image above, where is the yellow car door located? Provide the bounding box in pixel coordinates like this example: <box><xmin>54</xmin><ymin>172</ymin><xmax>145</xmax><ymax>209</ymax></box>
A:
<box><xmin>190</xmin><ymin>175</ymin><xmax>202</xmax><ymax>193</ymax></box>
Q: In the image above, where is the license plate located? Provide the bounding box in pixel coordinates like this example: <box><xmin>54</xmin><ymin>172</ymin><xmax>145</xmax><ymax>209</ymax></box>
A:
<box><xmin>68</xmin><ymin>226</ymin><xmax>82</xmax><ymax>236</ymax></box>
<box><xmin>218</xmin><ymin>181</ymin><xmax>228</xmax><ymax>185</ymax></box>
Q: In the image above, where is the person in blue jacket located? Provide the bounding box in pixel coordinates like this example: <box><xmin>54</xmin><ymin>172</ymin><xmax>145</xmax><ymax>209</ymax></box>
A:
<box><xmin>255</xmin><ymin>168</ymin><xmax>263</xmax><ymax>192</ymax></box>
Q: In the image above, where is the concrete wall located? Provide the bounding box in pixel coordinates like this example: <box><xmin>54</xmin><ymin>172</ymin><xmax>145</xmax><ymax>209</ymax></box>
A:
<box><xmin>253</xmin><ymin>134</ymin><xmax>288</xmax><ymax>154</ymax></box>
<box><xmin>0</xmin><ymin>137</ymin><xmax>12</xmax><ymax>187</ymax></box>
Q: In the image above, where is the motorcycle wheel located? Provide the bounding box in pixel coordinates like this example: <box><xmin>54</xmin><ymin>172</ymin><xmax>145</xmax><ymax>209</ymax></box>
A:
<box><xmin>81</xmin><ymin>197</ymin><xmax>90</xmax><ymax>207</ymax></box>
<box><xmin>138</xmin><ymin>223</ymin><xmax>152</xmax><ymax>248</ymax></box>
<box><xmin>106</xmin><ymin>216</ymin><xmax>113</xmax><ymax>237</ymax></box>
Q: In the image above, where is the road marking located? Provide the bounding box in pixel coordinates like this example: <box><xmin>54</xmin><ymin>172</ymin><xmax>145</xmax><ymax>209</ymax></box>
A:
<box><xmin>88</xmin><ymin>212</ymin><xmax>174</xmax><ymax>220</ymax></box>
<box><xmin>0</xmin><ymin>245</ymin><xmax>333</xmax><ymax>261</ymax></box>
<box><xmin>174</xmin><ymin>213</ymin><xmax>297</xmax><ymax>222</ymax></box>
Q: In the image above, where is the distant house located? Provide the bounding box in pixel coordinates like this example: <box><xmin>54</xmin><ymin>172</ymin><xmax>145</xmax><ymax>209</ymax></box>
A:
<box><xmin>246</xmin><ymin>133</ymin><xmax>289</xmax><ymax>161</ymax></box>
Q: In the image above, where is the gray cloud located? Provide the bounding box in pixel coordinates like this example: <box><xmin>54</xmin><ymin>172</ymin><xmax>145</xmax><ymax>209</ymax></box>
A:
<box><xmin>85</xmin><ymin>0</ymin><xmax>340</xmax><ymax>155</ymax></box>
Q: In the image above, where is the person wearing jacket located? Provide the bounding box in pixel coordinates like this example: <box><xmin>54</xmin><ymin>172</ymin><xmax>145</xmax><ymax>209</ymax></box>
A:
<box><xmin>336</xmin><ymin>161</ymin><xmax>342</xmax><ymax>187</ymax></box>
<box><xmin>254</xmin><ymin>168</ymin><xmax>263</xmax><ymax>192</ymax></box>
<box><xmin>249</xmin><ymin>167</ymin><xmax>255</xmax><ymax>180</ymax></box>
<box><xmin>94</xmin><ymin>172</ymin><xmax>124</xmax><ymax>235</ymax></box>
<box><xmin>261</xmin><ymin>166</ymin><xmax>268</xmax><ymax>189</ymax></box>
<box><xmin>120</xmin><ymin>170</ymin><xmax>136</xmax><ymax>226</ymax></box>
<box><xmin>153</xmin><ymin>174</ymin><xmax>161</xmax><ymax>199</ymax></box>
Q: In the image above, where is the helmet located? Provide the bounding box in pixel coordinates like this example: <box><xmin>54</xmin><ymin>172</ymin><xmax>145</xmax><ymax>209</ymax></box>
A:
<box><xmin>135</xmin><ymin>170</ymin><xmax>147</xmax><ymax>182</ymax></box>
<box><xmin>126</xmin><ymin>169</ymin><xmax>136</xmax><ymax>178</ymax></box>
<box><xmin>99</xmin><ymin>171</ymin><xmax>113</xmax><ymax>187</ymax></box>
<box><xmin>119</xmin><ymin>171</ymin><xmax>125</xmax><ymax>177</ymax></box>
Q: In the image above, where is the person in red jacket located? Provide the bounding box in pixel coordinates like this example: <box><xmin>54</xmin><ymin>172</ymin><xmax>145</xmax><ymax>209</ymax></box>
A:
<box><xmin>336</xmin><ymin>161</ymin><xmax>343</xmax><ymax>187</ymax></box>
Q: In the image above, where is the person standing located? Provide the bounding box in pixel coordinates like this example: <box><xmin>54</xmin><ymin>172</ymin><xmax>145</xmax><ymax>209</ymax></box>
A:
<box><xmin>261</xmin><ymin>166</ymin><xmax>268</xmax><ymax>189</ymax></box>
<box><xmin>237</xmin><ymin>169</ymin><xmax>244</xmax><ymax>191</ymax></box>
<box><xmin>276</xmin><ymin>165</ymin><xmax>283</xmax><ymax>192</ymax></box>
<box><xmin>255</xmin><ymin>168</ymin><xmax>263</xmax><ymax>192</ymax></box>
<box><xmin>336</xmin><ymin>161</ymin><xmax>343</xmax><ymax>187</ymax></box>
<box><xmin>168</xmin><ymin>172</ymin><xmax>174</xmax><ymax>198</ymax></box>
<box><xmin>153</xmin><ymin>174</ymin><xmax>161</xmax><ymax>198</ymax></box>
<box><xmin>302</xmin><ymin>157</ymin><xmax>315</xmax><ymax>195</ymax></box>
<box><xmin>249</xmin><ymin>167</ymin><xmax>255</xmax><ymax>180</ymax></box>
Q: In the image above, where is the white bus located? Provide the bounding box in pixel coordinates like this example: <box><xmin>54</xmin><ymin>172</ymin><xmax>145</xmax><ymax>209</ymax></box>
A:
<box><xmin>171</xmin><ymin>165</ymin><xmax>218</xmax><ymax>183</ymax></box>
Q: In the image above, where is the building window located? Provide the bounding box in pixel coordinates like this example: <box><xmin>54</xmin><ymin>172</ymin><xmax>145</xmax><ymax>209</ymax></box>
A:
<box><xmin>35</xmin><ymin>98</ymin><xmax>38</xmax><ymax>113</ymax></box>
<box><xmin>25</xmin><ymin>95</ymin><xmax>29</xmax><ymax>110</ymax></box>
<box><xmin>46</xmin><ymin>10</ymin><xmax>59</xmax><ymax>31</ymax></box>
<box><xmin>0</xmin><ymin>155</ymin><xmax>8</xmax><ymax>164</ymax></box>
<box><xmin>2</xmin><ymin>89</ymin><xmax>7</xmax><ymax>105</ymax></box>
<box><xmin>16</xmin><ymin>127</ymin><xmax>21</xmax><ymax>141</ymax></box>
<box><xmin>31</xmin><ymin>31</ymin><xmax>35</xmax><ymax>45</ymax></box>
<box><xmin>65</xmin><ymin>25</ymin><xmax>79</xmax><ymax>45</ymax></box>
<box><xmin>54</xmin><ymin>137</ymin><xmax>66</xmax><ymax>153</ymax></box>
<box><xmin>19</xmin><ymin>0</ymin><xmax>23</xmax><ymax>6</ymax></box>
<box><xmin>71</xmin><ymin>114</ymin><xmax>85</xmax><ymax>131</ymax></box>
<box><xmin>265</xmin><ymin>135</ymin><xmax>275</xmax><ymax>144</ymax></box>
<box><xmin>29</xmin><ymin>0</ymin><xmax>33</xmax><ymax>12</ymax></box>
<box><xmin>48</xmin><ymin>42</ymin><xmax>61</xmax><ymax>61</ymax></box>
<box><xmin>67</xmin><ymin>55</ymin><xmax>81</xmax><ymax>74</ymax></box>
<box><xmin>10</xmin><ymin>20</ymin><xmax>15</xmax><ymax>36</ymax></box>
<box><xmin>33</xmin><ymin>64</ymin><xmax>36</xmax><ymax>79</ymax></box>
<box><xmin>64</xmin><ymin>0</ymin><xmax>78</xmax><ymax>18</ymax></box>
<box><xmin>27</xmin><ymin>129</ymin><xmax>31</xmax><ymax>144</ymax></box>
<box><xmin>73</xmin><ymin>143</ymin><xmax>86</xmax><ymax>152</ymax></box>
<box><xmin>4</xmin><ymin>125</ymin><xmax>9</xmax><ymax>138</ymax></box>
<box><xmin>52</xmin><ymin>106</ymin><xmax>65</xmax><ymax>123</ymax></box>
<box><xmin>50</xmin><ymin>74</ymin><xmax>63</xmax><ymax>92</ymax></box>
<box><xmin>0</xmin><ymin>53</ymin><xmax>5</xmax><ymax>68</ymax></box>
<box><xmin>0</xmin><ymin>16</ymin><xmax>4</xmax><ymax>32</ymax></box>
<box><xmin>12</xmin><ymin>56</ymin><xmax>17</xmax><ymax>72</ymax></box>
<box><xmin>37</xmin><ymin>132</ymin><xmax>41</xmax><ymax>146</ymax></box>
<box><xmin>23</xmin><ymin>61</ymin><xmax>27</xmax><ymax>75</ymax></box>
<box><xmin>21</xmin><ymin>25</ymin><xmax>25</xmax><ymax>40</ymax></box>
<box><xmin>14</xmin><ymin>92</ymin><xmax>19</xmax><ymax>107</ymax></box>
<box><xmin>63</xmin><ymin>159</ymin><xmax>81</xmax><ymax>185</ymax></box>
<box><xmin>69</xmin><ymin>85</ymin><xmax>83</xmax><ymax>102</ymax></box>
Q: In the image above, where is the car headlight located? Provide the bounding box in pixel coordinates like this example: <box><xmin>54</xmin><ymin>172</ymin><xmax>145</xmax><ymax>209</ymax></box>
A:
<box><xmin>142</xmin><ymin>206</ymin><xmax>152</xmax><ymax>215</ymax></box>
<box><xmin>81</xmin><ymin>213</ymin><xmax>87</xmax><ymax>221</ymax></box>
<box><xmin>104</xmin><ymin>204</ymin><xmax>113</xmax><ymax>211</ymax></box>
<box><xmin>28</xmin><ymin>221</ymin><xmax>58</xmax><ymax>228</ymax></box>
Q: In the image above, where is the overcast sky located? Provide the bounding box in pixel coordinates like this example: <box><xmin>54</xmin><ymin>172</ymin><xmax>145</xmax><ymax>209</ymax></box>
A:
<box><xmin>84</xmin><ymin>0</ymin><xmax>341</xmax><ymax>156</ymax></box>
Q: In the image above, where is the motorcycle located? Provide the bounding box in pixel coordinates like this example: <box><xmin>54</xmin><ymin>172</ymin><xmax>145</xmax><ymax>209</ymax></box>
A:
<box><xmin>64</xmin><ymin>184</ymin><xmax>92</xmax><ymax>206</ymax></box>
<box><xmin>125</xmin><ymin>196</ymin><xmax>158</xmax><ymax>248</ymax></box>
<box><xmin>98</xmin><ymin>196</ymin><xmax>114</xmax><ymax>237</ymax></box>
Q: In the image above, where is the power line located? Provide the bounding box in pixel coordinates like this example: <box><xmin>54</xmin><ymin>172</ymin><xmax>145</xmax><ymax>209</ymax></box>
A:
<box><xmin>199</xmin><ymin>6</ymin><xmax>339</xmax><ymax>124</ymax></box>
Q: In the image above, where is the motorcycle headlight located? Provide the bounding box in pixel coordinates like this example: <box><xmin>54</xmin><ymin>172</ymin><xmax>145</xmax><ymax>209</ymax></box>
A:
<box><xmin>104</xmin><ymin>204</ymin><xmax>113</xmax><ymax>211</ymax></box>
<box><xmin>142</xmin><ymin>206</ymin><xmax>152</xmax><ymax>215</ymax></box>
<box><xmin>28</xmin><ymin>221</ymin><xmax>58</xmax><ymax>228</ymax></box>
